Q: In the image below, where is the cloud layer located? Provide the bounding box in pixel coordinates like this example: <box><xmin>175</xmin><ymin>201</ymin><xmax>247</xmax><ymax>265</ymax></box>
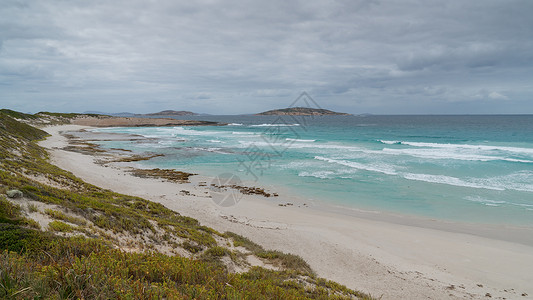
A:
<box><xmin>1</xmin><ymin>0</ymin><xmax>532</xmax><ymax>114</ymax></box>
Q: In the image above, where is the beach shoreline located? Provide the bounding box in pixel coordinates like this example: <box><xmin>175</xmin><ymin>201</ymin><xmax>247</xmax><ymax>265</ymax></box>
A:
<box><xmin>39</xmin><ymin>124</ymin><xmax>533</xmax><ymax>299</ymax></box>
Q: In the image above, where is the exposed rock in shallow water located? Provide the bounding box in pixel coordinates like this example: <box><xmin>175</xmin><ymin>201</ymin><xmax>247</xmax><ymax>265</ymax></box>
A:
<box><xmin>129</xmin><ymin>168</ymin><xmax>196</xmax><ymax>183</ymax></box>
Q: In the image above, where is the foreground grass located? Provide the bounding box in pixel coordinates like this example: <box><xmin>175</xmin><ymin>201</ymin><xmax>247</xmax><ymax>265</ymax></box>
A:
<box><xmin>0</xmin><ymin>111</ymin><xmax>374</xmax><ymax>299</ymax></box>
<box><xmin>1</xmin><ymin>236</ymin><xmax>368</xmax><ymax>299</ymax></box>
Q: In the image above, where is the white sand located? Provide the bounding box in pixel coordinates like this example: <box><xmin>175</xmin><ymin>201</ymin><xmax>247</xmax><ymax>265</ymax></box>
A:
<box><xmin>40</xmin><ymin>125</ymin><xmax>533</xmax><ymax>299</ymax></box>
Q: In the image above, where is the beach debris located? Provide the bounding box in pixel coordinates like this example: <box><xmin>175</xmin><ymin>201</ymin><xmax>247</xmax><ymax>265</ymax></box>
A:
<box><xmin>6</xmin><ymin>189</ymin><xmax>23</xmax><ymax>198</ymax></box>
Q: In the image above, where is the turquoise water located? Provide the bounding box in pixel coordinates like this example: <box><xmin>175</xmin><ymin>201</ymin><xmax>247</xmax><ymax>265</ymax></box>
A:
<box><xmin>93</xmin><ymin>115</ymin><xmax>533</xmax><ymax>226</ymax></box>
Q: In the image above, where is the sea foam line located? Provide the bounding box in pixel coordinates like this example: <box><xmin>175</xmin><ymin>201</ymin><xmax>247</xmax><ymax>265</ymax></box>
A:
<box><xmin>382</xmin><ymin>148</ymin><xmax>533</xmax><ymax>163</ymax></box>
<box><xmin>402</xmin><ymin>173</ymin><xmax>506</xmax><ymax>191</ymax></box>
<box><xmin>250</xmin><ymin>123</ymin><xmax>300</xmax><ymax>127</ymax></box>
<box><xmin>314</xmin><ymin>155</ymin><xmax>533</xmax><ymax>192</ymax></box>
<box><xmin>465</xmin><ymin>196</ymin><xmax>533</xmax><ymax>210</ymax></box>
<box><xmin>286</xmin><ymin>138</ymin><xmax>316</xmax><ymax>142</ymax></box>
<box><xmin>379</xmin><ymin>140</ymin><xmax>533</xmax><ymax>155</ymax></box>
<box><xmin>314</xmin><ymin>156</ymin><xmax>397</xmax><ymax>175</ymax></box>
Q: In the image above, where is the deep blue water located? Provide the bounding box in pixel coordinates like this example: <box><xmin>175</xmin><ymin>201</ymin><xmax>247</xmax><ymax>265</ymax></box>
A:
<box><xmin>93</xmin><ymin>115</ymin><xmax>533</xmax><ymax>226</ymax></box>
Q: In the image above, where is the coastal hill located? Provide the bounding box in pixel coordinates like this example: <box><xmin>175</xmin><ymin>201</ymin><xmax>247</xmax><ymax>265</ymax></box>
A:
<box><xmin>144</xmin><ymin>110</ymin><xmax>198</xmax><ymax>116</ymax></box>
<box><xmin>256</xmin><ymin>107</ymin><xmax>351</xmax><ymax>116</ymax></box>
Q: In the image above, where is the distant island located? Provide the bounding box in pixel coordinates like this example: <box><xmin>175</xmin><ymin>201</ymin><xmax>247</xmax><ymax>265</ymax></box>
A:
<box><xmin>256</xmin><ymin>107</ymin><xmax>351</xmax><ymax>116</ymax></box>
<box><xmin>144</xmin><ymin>110</ymin><xmax>198</xmax><ymax>116</ymax></box>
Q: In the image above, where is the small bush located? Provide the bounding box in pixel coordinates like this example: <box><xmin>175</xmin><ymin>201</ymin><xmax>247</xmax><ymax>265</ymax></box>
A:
<box><xmin>224</xmin><ymin>231</ymin><xmax>264</xmax><ymax>253</ymax></box>
<box><xmin>203</xmin><ymin>246</ymin><xmax>228</xmax><ymax>257</ymax></box>
<box><xmin>0</xmin><ymin>197</ymin><xmax>22</xmax><ymax>220</ymax></box>
<box><xmin>26</xmin><ymin>203</ymin><xmax>38</xmax><ymax>213</ymax></box>
<box><xmin>199</xmin><ymin>246</ymin><xmax>230</xmax><ymax>264</ymax></box>
<box><xmin>181</xmin><ymin>241</ymin><xmax>203</xmax><ymax>254</ymax></box>
<box><xmin>257</xmin><ymin>250</ymin><xmax>313</xmax><ymax>275</ymax></box>
<box><xmin>0</xmin><ymin>224</ymin><xmax>52</xmax><ymax>253</ymax></box>
<box><xmin>45</xmin><ymin>209</ymin><xmax>87</xmax><ymax>226</ymax></box>
<box><xmin>48</xmin><ymin>220</ymin><xmax>76</xmax><ymax>232</ymax></box>
<box><xmin>20</xmin><ymin>218</ymin><xmax>41</xmax><ymax>230</ymax></box>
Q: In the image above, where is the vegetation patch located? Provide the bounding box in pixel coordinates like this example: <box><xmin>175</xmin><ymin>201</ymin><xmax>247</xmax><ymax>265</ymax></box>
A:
<box><xmin>200</xmin><ymin>245</ymin><xmax>230</xmax><ymax>260</ymax></box>
<box><xmin>45</xmin><ymin>209</ymin><xmax>87</xmax><ymax>226</ymax></box>
<box><xmin>0</xmin><ymin>109</ymin><xmax>38</xmax><ymax>120</ymax></box>
<box><xmin>225</xmin><ymin>231</ymin><xmax>313</xmax><ymax>274</ymax></box>
<box><xmin>48</xmin><ymin>220</ymin><xmax>76</xmax><ymax>232</ymax></box>
<box><xmin>36</xmin><ymin>112</ymin><xmax>101</xmax><ymax>118</ymax></box>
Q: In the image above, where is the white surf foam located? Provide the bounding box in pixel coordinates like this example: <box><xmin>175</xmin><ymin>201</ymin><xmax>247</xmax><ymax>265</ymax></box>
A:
<box><xmin>380</xmin><ymin>140</ymin><xmax>533</xmax><ymax>156</ymax></box>
<box><xmin>402</xmin><ymin>173</ymin><xmax>506</xmax><ymax>191</ymax></box>
<box><xmin>250</xmin><ymin>123</ymin><xmax>300</xmax><ymax>127</ymax></box>
<box><xmin>314</xmin><ymin>156</ymin><xmax>397</xmax><ymax>175</ymax></box>
<box><xmin>382</xmin><ymin>148</ymin><xmax>533</xmax><ymax>163</ymax></box>
<box><xmin>464</xmin><ymin>196</ymin><xmax>506</xmax><ymax>206</ymax></box>
<box><xmin>192</xmin><ymin>147</ymin><xmax>229</xmax><ymax>154</ymax></box>
<box><xmin>298</xmin><ymin>171</ymin><xmax>335</xmax><ymax>179</ymax></box>
<box><xmin>286</xmin><ymin>138</ymin><xmax>316</xmax><ymax>142</ymax></box>
<box><xmin>379</xmin><ymin>140</ymin><xmax>401</xmax><ymax>145</ymax></box>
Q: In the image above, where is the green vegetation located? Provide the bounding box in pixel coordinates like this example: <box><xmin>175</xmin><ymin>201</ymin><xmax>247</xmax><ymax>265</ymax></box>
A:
<box><xmin>0</xmin><ymin>197</ymin><xmax>40</xmax><ymax>230</ymax></box>
<box><xmin>45</xmin><ymin>209</ymin><xmax>87</xmax><ymax>226</ymax></box>
<box><xmin>0</xmin><ymin>240</ymin><xmax>371</xmax><ymax>299</ymax></box>
<box><xmin>36</xmin><ymin>111</ymin><xmax>102</xmax><ymax>118</ymax></box>
<box><xmin>0</xmin><ymin>109</ymin><xmax>38</xmax><ymax>120</ymax></box>
<box><xmin>0</xmin><ymin>110</ymin><xmax>374</xmax><ymax>299</ymax></box>
<box><xmin>48</xmin><ymin>220</ymin><xmax>76</xmax><ymax>232</ymax></box>
<box><xmin>225</xmin><ymin>231</ymin><xmax>313</xmax><ymax>274</ymax></box>
<box><xmin>26</xmin><ymin>203</ymin><xmax>38</xmax><ymax>213</ymax></box>
<box><xmin>0</xmin><ymin>113</ymin><xmax>48</xmax><ymax>141</ymax></box>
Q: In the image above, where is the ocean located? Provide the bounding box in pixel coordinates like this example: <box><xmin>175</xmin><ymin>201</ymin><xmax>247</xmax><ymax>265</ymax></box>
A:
<box><xmin>92</xmin><ymin>115</ymin><xmax>533</xmax><ymax>226</ymax></box>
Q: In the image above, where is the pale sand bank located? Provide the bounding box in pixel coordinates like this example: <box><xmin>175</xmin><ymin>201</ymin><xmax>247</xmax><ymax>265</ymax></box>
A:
<box><xmin>40</xmin><ymin>125</ymin><xmax>533</xmax><ymax>299</ymax></box>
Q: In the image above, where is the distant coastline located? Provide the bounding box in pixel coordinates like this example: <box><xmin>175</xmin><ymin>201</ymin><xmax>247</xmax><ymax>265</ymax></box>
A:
<box><xmin>71</xmin><ymin>115</ymin><xmax>221</xmax><ymax>127</ymax></box>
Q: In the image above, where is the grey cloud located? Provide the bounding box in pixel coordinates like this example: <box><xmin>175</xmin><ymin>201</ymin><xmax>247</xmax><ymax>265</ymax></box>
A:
<box><xmin>0</xmin><ymin>0</ymin><xmax>532</xmax><ymax>114</ymax></box>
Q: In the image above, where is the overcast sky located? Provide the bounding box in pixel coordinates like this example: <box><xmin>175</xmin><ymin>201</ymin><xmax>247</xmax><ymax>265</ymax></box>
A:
<box><xmin>1</xmin><ymin>0</ymin><xmax>532</xmax><ymax>114</ymax></box>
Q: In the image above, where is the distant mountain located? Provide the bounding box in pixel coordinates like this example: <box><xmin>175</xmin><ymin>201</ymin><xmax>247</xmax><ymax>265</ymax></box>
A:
<box><xmin>256</xmin><ymin>107</ymin><xmax>351</xmax><ymax>116</ymax></box>
<box><xmin>144</xmin><ymin>110</ymin><xmax>198</xmax><ymax>116</ymax></box>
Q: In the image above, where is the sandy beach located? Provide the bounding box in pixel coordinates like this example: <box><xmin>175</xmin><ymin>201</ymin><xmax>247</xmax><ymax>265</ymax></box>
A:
<box><xmin>40</xmin><ymin>124</ymin><xmax>533</xmax><ymax>300</ymax></box>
